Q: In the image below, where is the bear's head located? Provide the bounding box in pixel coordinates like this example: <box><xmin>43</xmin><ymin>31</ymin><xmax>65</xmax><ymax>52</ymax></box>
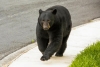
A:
<box><xmin>38</xmin><ymin>9</ymin><xmax>57</xmax><ymax>30</ymax></box>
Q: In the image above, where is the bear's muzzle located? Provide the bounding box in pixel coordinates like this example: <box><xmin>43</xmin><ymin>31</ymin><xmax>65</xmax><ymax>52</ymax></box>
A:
<box><xmin>43</xmin><ymin>22</ymin><xmax>50</xmax><ymax>30</ymax></box>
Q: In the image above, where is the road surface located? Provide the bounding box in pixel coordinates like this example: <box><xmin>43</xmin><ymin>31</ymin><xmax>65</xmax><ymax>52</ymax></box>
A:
<box><xmin>0</xmin><ymin>0</ymin><xmax>100</xmax><ymax>60</ymax></box>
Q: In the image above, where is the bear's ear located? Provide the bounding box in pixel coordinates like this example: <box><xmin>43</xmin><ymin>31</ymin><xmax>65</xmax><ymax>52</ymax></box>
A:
<box><xmin>39</xmin><ymin>9</ymin><xmax>43</xmax><ymax>15</ymax></box>
<box><xmin>52</xmin><ymin>9</ymin><xmax>57</xmax><ymax>15</ymax></box>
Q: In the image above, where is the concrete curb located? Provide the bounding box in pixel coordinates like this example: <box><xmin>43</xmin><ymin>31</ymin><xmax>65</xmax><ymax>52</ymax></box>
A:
<box><xmin>0</xmin><ymin>43</ymin><xmax>37</xmax><ymax>67</ymax></box>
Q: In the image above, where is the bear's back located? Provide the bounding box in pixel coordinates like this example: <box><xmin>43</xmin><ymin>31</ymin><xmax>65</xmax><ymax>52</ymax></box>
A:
<box><xmin>46</xmin><ymin>5</ymin><xmax>71</xmax><ymax>22</ymax></box>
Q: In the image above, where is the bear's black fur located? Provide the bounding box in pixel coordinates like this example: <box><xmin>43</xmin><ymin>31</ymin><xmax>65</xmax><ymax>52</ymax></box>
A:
<box><xmin>36</xmin><ymin>5</ymin><xmax>72</xmax><ymax>61</ymax></box>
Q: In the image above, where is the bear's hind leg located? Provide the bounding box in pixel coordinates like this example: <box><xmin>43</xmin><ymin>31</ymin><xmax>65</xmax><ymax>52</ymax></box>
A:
<box><xmin>55</xmin><ymin>35</ymin><xmax>68</xmax><ymax>57</ymax></box>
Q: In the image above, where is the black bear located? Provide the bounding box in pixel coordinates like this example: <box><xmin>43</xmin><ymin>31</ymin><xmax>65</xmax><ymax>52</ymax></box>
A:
<box><xmin>36</xmin><ymin>5</ymin><xmax>72</xmax><ymax>61</ymax></box>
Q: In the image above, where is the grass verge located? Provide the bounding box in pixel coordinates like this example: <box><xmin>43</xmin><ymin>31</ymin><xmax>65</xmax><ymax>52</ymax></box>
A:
<box><xmin>69</xmin><ymin>41</ymin><xmax>100</xmax><ymax>67</ymax></box>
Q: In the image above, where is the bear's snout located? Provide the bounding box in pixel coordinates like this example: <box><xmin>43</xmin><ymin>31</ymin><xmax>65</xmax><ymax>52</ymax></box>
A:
<box><xmin>43</xmin><ymin>22</ymin><xmax>50</xmax><ymax>30</ymax></box>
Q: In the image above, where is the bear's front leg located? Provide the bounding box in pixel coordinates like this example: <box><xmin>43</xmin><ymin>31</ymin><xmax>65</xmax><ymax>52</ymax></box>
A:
<box><xmin>37</xmin><ymin>37</ymin><xmax>49</xmax><ymax>54</ymax></box>
<box><xmin>41</xmin><ymin>31</ymin><xmax>63</xmax><ymax>61</ymax></box>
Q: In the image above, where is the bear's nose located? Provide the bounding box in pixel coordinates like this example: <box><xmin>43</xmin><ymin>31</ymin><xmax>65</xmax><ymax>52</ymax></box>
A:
<box><xmin>43</xmin><ymin>22</ymin><xmax>50</xmax><ymax>30</ymax></box>
<box><xmin>43</xmin><ymin>26</ymin><xmax>50</xmax><ymax>30</ymax></box>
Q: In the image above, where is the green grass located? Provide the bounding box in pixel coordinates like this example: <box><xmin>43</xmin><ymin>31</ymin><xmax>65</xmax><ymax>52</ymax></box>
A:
<box><xmin>69</xmin><ymin>41</ymin><xmax>100</xmax><ymax>67</ymax></box>
<box><xmin>31</xmin><ymin>39</ymin><xmax>35</xmax><ymax>43</ymax></box>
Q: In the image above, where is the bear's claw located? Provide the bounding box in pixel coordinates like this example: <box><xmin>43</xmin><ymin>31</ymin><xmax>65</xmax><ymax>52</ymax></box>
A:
<box><xmin>40</xmin><ymin>56</ymin><xmax>50</xmax><ymax>61</ymax></box>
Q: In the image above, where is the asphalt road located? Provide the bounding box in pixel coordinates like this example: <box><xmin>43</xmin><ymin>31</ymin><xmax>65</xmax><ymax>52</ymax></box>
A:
<box><xmin>0</xmin><ymin>0</ymin><xmax>100</xmax><ymax>60</ymax></box>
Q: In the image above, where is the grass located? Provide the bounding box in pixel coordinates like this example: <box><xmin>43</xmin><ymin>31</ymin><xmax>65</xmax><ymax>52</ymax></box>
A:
<box><xmin>31</xmin><ymin>39</ymin><xmax>35</xmax><ymax>43</ymax></box>
<box><xmin>69</xmin><ymin>41</ymin><xmax>100</xmax><ymax>67</ymax></box>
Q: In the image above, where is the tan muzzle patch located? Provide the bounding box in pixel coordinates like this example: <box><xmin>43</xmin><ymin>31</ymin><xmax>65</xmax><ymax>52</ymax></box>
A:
<box><xmin>43</xmin><ymin>22</ymin><xmax>50</xmax><ymax>30</ymax></box>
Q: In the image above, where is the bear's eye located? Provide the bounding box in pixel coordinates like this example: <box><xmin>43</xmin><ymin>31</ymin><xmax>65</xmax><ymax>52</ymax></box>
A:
<box><xmin>47</xmin><ymin>20</ymin><xmax>51</xmax><ymax>22</ymax></box>
<box><xmin>41</xmin><ymin>20</ymin><xmax>45</xmax><ymax>22</ymax></box>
